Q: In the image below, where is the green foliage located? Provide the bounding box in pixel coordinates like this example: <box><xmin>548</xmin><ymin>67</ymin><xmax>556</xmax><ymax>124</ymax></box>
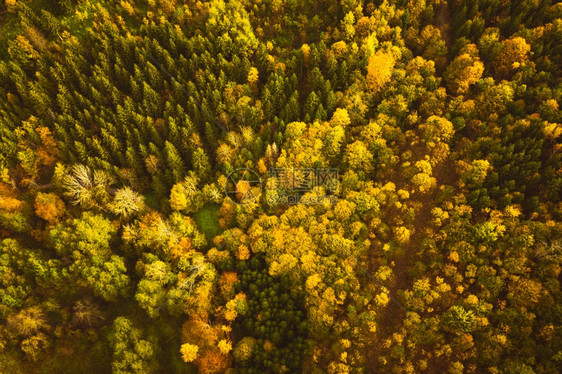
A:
<box><xmin>194</xmin><ymin>203</ymin><xmax>222</xmax><ymax>241</ymax></box>
<box><xmin>443</xmin><ymin>305</ymin><xmax>475</xmax><ymax>333</ymax></box>
<box><xmin>110</xmin><ymin>317</ymin><xmax>158</xmax><ymax>374</ymax></box>
<box><xmin>232</xmin><ymin>256</ymin><xmax>308</xmax><ymax>373</ymax></box>
<box><xmin>49</xmin><ymin>212</ymin><xmax>129</xmax><ymax>301</ymax></box>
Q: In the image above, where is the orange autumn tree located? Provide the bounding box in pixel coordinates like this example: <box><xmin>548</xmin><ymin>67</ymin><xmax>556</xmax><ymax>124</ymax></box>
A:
<box><xmin>0</xmin><ymin>183</ymin><xmax>30</xmax><ymax>234</ymax></box>
<box><xmin>180</xmin><ymin>314</ymin><xmax>231</xmax><ymax>374</ymax></box>
<box><xmin>34</xmin><ymin>192</ymin><xmax>65</xmax><ymax>224</ymax></box>
<box><xmin>366</xmin><ymin>50</ymin><xmax>395</xmax><ymax>93</ymax></box>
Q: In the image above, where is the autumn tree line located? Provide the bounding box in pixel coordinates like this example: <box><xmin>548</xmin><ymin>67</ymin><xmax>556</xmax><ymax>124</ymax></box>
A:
<box><xmin>0</xmin><ymin>0</ymin><xmax>560</xmax><ymax>373</ymax></box>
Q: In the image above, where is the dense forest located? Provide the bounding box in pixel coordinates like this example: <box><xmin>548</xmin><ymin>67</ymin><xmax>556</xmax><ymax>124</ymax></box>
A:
<box><xmin>0</xmin><ymin>0</ymin><xmax>561</xmax><ymax>372</ymax></box>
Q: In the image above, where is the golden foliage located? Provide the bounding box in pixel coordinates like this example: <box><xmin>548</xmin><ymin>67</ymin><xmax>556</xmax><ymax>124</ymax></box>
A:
<box><xmin>7</xmin><ymin>307</ymin><xmax>47</xmax><ymax>337</ymax></box>
<box><xmin>217</xmin><ymin>339</ymin><xmax>232</xmax><ymax>354</ymax></box>
<box><xmin>236</xmin><ymin>244</ymin><xmax>250</xmax><ymax>260</ymax></box>
<box><xmin>196</xmin><ymin>348</ymin><xmax>229</xmax><ymax>374</ymax></box>
<box><xmin>444</xmin><ymin>46</ymin><xmax>485</xmax><ymax>94</ymax></box>
<box><xmin>5</xmin><ymin>0</ymin><xmax>17</xmax><ymax>12</ymax></box>
<box><xmin>493</xmin><ymin>37</ymin><xmax>531</xmax><ymax>78</ymax></box>
<box><xmin>366</xmin><ymin>51</ymin><xmax>395</xmax><ymax>93</ymax></box>
<box><xmin>180</xmin><ymin>343</ymin><xmax>199</xmax><ymax>362</ymax></box>
<box><xmin>247</xmin><ymin>67</ymin><xmax>259</xmax><ymax>85</ymax></box>
<box><xmin>34</xmin><ymin>192</ymin><xmax>65</xmax><ymax>224</ymax></box>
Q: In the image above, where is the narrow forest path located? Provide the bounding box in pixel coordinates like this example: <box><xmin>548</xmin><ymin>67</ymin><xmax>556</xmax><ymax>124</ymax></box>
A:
<box><xmin>366</xmin><ymin>152</ymin><xmax>457</xmax><ymax>370</ymax></box>
<box><xmin>436</xmin><ymin>2</ymin><xmax>453</xmax><ymax>49</ymax></box>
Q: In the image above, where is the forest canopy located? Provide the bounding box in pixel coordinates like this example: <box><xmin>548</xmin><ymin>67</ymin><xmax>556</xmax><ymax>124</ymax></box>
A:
<box><xmin>0</xmin><ymin>0</ymin><xmax>561</xmax><ymax>373</ymax></box>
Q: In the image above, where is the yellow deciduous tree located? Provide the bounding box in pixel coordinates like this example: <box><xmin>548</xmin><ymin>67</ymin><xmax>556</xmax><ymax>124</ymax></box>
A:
<box><xmin>330</xmin><ymin>108</ymin><xmax>351</xmax><ymax>127</ymax></box>
<box><xmin>419</xmin><ymin>116</ymin><xmax>455</xmax><ymax>143</ymax></box>
<box><xmin>444</xmin><ymin>45</ymin><xmax>485</xmax><ymax>95</ymax></box>
<box><xmin>493</xmin><ymin>37</ymin><xmax>531</xmax><ymax>78</ymax></box>
<box><xmin>344</xmin><ymin>141</ymin><xmax>374</xmax><ymax>174</ymax></box>
<box><xmin>180</xmin><ymin>343</ymin><xmax>199</xmax><ymax>362</ymax></box>
<box><xmin>366</xmin><ymin>50</ymin><xmax>395</xmax><ymax>93</ymax></box>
